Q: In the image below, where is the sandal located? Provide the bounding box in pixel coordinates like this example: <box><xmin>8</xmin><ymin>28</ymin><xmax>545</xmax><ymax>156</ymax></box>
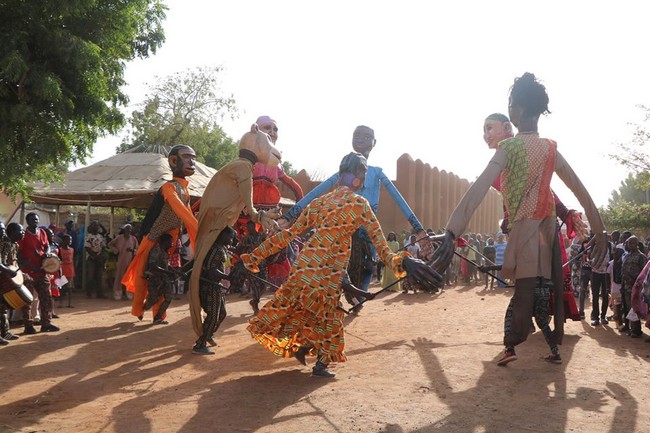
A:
<box><xmin>542</xmin><ymin>353</ymin><xmax>562</xmax><ymax>364</ymax></box>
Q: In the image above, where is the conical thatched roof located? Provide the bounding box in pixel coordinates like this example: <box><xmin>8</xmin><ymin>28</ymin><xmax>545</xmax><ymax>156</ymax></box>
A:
<box><xmin>28</xmin><ymin>150</ymin><xmax>216</xmax><ymax>209</ymax></box>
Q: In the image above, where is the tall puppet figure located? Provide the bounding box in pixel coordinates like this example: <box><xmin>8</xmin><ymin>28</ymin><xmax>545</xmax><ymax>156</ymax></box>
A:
<box><xmin>247</xmin><ymin>116</ymin><xmax>303</xmax><ymax>288</ymax></box>
<box><xmin>122</xmin><ymin>145</ymin><xmax>198</xmax><ymax>322</ymax></box>
<box><xmin>188</xmin><ymin>124</ymin><xmax>281</xmax><ymax>343</ymax></box>
<box><xmin>432</xmin><ymin>73</ymin><xmax>607</xmax><ymax>366</ymax></box>
<box><xmin>241</xmin><ymin>152</ymin><xmax>442</xmax><ymax>378</ymax></box>
<box><xmin>483</xmin><ymin>113</ymin><xmax>586</xmax><ymax>322</ymax></box>
<box><xmin>279</xmin><ymin>126</ymin><xmax>434</xmax><ymax>295</ymax></box>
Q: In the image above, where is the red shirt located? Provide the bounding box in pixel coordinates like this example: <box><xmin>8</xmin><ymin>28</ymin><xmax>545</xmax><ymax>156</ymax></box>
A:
<box><xmin>18</xmin><ymin>228</ymin><xmax>49</xmax><ymax>276</ymax></box>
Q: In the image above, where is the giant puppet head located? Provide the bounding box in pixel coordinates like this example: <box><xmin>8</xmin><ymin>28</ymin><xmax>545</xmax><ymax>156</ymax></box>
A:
<box><xmin>483</xmin><ymin>113</ymin><xmax>513</xmax><ymax>150</ymax></box>
<box><xmin>255</xmin><ymin>115</ymin><xmax>278</xmax><ymax>144</ymax></box>
<box><xmin>168</xmin><ymin>145</ymin><xmax>197</xmax><ymax>178</ymax></box>
<box><xmin>239</xmin><ymin>124</ymin><xmax>282</xmax><ymax>167</ymax></box>
<box><xmin>352</xmin><ymin>125</ymin><xmax>376</xmax><ymax>159</ymax></box>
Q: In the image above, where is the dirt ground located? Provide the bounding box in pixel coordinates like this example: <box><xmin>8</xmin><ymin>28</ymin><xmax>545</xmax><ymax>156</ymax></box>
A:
<box><xmin>1</xmin><ymin>280</ymin><xmax>649</xmax><ymax>433</ymax></box>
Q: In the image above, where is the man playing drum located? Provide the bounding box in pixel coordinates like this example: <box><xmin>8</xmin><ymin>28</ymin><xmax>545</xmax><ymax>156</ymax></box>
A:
<box><xmin>0</xmin><ymin>223</ymin><xmax>28</xmax><ymax>343</ymax></box>
<box><xmin>17</xmin><ymin>213</ymin><xmax>59</xmax><ymax>333</ymax></box>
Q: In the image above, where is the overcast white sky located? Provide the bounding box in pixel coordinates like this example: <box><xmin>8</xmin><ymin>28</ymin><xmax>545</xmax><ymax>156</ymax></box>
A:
<box><xmin>89</xmin><ymin>1</ymin><xmax>650</xmax><ymax>211</ymax></box>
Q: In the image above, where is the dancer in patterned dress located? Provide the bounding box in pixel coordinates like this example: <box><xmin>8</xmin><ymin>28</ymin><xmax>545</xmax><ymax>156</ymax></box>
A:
<box><xmin>279</xmin><ymin>126</ymin><xmax>435</xmax><ymax>298</ymax></box>
<box><xmin>241</xmin><ymin>152</ymin><xmax>441</xmax><ymax>378</ymax></box>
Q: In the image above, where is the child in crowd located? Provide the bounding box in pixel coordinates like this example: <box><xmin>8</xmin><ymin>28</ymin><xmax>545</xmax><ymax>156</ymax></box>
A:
<box><xmin>608</xmin><ymin>247</ymin><xmax>624</xmax><ymax>328</ymax></box>
<box><xmin>45</xmin><ymin>228</ymin><xmax>61</xmax><ymax>316</ymax></box>
<box><xmin>58</xmin><ymin>234</ymin><xmax>75</xmax><ymax>307</ymax></box>
<box><xmin>402</xmin><ymin>234</ymin><xmax>421</xmax><ymax>294</ymax></box>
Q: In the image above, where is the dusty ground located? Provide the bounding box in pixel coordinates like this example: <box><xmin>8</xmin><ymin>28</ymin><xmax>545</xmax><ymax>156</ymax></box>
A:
<box><xmin>1</xmin><ymin>281</ymin><xmax>649</xmax><ymax>433</ymax></box>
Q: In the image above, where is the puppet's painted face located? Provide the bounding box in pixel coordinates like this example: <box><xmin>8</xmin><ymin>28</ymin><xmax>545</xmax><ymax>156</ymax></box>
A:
<box><xmin>483</xmin><ymin>119</ymin><xmax>513</xmax><ymax>149</ymax></box>
<box><xmin>170</xmin><ymin>148</ymin><xmax>197</xmax><ymax>177</ymax></box>
<box><xmin>240</xmin><ymin>124</ymin><xmax>281</xmax><ymax>168</ymax></box>
<box><xmin>352</xmin><ymin>126</ymin><xmax>375</xmax><ymax>158</ymax></box>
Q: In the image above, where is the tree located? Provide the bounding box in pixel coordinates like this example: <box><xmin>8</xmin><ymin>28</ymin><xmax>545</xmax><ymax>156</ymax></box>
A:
<box><xmin>118</xmin><ymin>66</ymin><xmax>239</xmax><ymax>169</ymax></box>
<box><xmin>608</xmin><ymin>172</ymin><xmax>649</xmax><ymax>207</ymax></box>
<box><xmin>282</xmin><ymin>161</ymin><xmax>299</xmax><ymax>178</ymax></box>
<box><xmin>611</xmin><ymin>105</ymin><xmax>650</xmax><ymax>190</ymax></box>
<box><xmin>0</xmin><ymin>0</ymin><xmax>166</xmax><ymax>198</ymax></box>
<box><xmin>603</xmin><ymin>108</ymin><xmax>650</xmax><ymax>232</ymax></box>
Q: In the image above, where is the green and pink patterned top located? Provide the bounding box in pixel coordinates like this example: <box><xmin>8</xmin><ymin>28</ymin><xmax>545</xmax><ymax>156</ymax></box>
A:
<box><xmin>499</xmin><ymin>134</ymin><xmax>557</xmax><ymax>230</ymax></box>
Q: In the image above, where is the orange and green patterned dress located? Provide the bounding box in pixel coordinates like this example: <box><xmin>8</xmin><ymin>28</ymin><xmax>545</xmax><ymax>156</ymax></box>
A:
<box><xmin>241</xmin><ymin>186</ymin><xmax>407</xmax><ymax>364</ymax></box>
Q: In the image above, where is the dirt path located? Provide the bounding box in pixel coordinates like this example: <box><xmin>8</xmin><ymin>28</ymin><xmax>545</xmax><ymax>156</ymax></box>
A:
<box><xmin>1</xmin><ymin>282</ymin><xmax>648</xmax><ymax>433</ymax></box>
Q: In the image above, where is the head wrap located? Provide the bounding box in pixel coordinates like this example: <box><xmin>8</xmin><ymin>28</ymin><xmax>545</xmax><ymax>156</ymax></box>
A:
<box><xmin>339</xmin><ymin>152</ymin><xmax>367</xmax><ymax>188</ymax></box>
<box><xmin>339</xmin><ymin>152</ymin><xmax>368</xmax><ymax>176</ymax></box>
<box><xmin>255</xmin><ymin>116</ymin><xmax>276</xmax><ymax>128</ymax></box>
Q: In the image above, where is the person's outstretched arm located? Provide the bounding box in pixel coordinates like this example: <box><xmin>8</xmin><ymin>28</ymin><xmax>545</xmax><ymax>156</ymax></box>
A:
<box><xmin>554</xmin><ymin>150</ymin><xmax>607</xmax><ymax>264</ymax></box>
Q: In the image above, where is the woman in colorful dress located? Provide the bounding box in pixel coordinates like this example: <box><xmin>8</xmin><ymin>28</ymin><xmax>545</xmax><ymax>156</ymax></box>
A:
<box><xmin>241</xmin><ymin>152</ymin><xmax>440</xmax><ymax>378</ymax></box>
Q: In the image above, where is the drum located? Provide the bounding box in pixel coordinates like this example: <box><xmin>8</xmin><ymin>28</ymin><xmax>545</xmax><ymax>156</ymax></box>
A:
<box><xmin>42</xmin><ymin>255</ymin><xmax>61</xmax><ymax>274</ymax></box>
<box><xmin>2</xmin><ymin>285</ymin><xmax>33</xmax><ymax>309</ymax></box>
<box><xmin>0</xmin><ymin>266</ymin><xmax>24</xmax><ymax>295</ymax></box>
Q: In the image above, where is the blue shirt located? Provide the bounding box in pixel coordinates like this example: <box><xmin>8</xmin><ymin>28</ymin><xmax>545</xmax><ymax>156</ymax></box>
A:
<box><xmin>284</xmin><ymin>166</ymin><xmax>423</xmax><ymax>232</ymax></box>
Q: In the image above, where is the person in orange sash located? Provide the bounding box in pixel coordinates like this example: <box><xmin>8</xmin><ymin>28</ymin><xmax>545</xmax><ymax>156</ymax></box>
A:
<box><xmin>122</xmin><ymin>145</ymin><xmax>198</xmax><ymax>322</ymax></box>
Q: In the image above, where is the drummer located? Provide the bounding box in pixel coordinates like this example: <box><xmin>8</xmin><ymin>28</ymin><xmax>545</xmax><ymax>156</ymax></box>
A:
<box><xmin>0</xmin><ymin>223</ymin><xmax>25</xmax><ymax>343</ymax></box>
<box><xmin>17</xmin><ymin>213</ymin><xmax>59</xmax><ymax>334</ymax></box>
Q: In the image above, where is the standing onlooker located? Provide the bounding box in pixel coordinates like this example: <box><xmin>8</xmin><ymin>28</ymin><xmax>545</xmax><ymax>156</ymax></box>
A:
<box><xmin>578</xmin><ymin>237</ymin><xmax>593</xmax><ymax>320</ymax></box>
<box><xmin>56</xmin><ymin>220</ymin><xmax>78</xmax><ymax>256</ymax></box>
<box><xmin>45</xmin><ymin>228</ymin><xmax>61</xmax><ymax>316</ymax></box>
<box><xmin>84</xmin><ymin>221</ymin><xmax>106</xmax><ymax>298</ymax></box>
<box><xmin>382</xmin><ymin>232</ymin><xmax>402</xmax><ymax>293</ymax></box>
<box><xmin>403</xmin><ymin>234</ymin><xmax>421</xmax><ymax>293</ymax></box>
<box><xmin>590</xmin><ymin>241</ymin><xmax>611</xmax><ymax>326</ymax></box>
<box><xmin>108</xmin><ymin>224</ymin><xmax>138</xmax><ymax>301</ymax></box>
<box><xmin>58</xmin><ymin>234</ymin><xmax>75</xmax><ymax>306</ymax></box>
<box><xmin>18</xmin><ymin>213</ymin><xmax>59</xmax><ymax>333</ymax></box>
<box><xmin>483</xmin><ymin>237</ymin><xmax>497</xmax><ymax>289</ymax></box>
<box><xmin>608</xmin><ymin>247</ymin><xmax>624</xmax><ymax>328</ymax></box>
<box><xmin>621</xmin><ymin>236</ymin><xmax>648</xmax><ymax>336</ymax></box>
<box><xmin>494</xmin><ymin>233</ymin><xmax>507</xmax><ymax>288</ymax></box>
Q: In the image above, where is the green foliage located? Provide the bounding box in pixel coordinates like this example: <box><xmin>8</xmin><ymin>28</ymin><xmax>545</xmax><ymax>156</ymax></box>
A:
<box><xmin>601</xmin><ymin>201</ymin><xmax>650</xmax><ymax>233</ymax></box>
<box><xmin>118</xmin><ymin>66</ymin><xmax>240</xmax><ymax>169</ymax></box>
<box><xmin>282</xmin><ymin>161</ymin><xmax>299</xmax><ymax>178</ymax></box>
<box><xmin>0</xmin><ymin>0</ymin><xmax>167</xmax><ymax>198</ymax></box>
<box><xmin>611</xmin><ymin>105</ymin><xmax>650</xmax><ymax>184</ymax></box>
<box><xmin>608</xmin><ymin>172</ymin><xmax>650</xmax><ymax>207</ymax></box>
